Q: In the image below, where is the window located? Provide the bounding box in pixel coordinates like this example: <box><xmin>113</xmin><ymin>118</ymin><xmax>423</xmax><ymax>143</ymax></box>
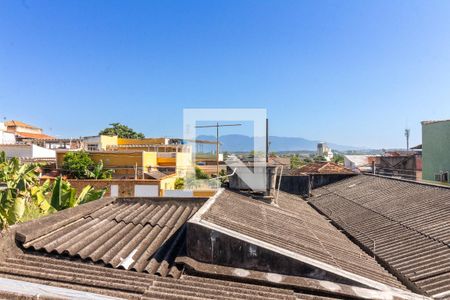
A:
<box><xmin>435</xmin><ymin>172</ymin><xmax>449</xmax><ymax>182</ymax></box>
<box><xmin>443</xmin><ymin>172</ymin><xmax>449</xmax><ymax>183</ymax></box>
<box><xmin>87</xmin><ymin>144</ymin><xmax>99</xmax><ymax>151</ymax></box>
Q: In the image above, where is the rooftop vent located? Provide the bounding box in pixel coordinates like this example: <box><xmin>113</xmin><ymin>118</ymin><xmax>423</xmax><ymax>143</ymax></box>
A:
<box><xmin>227</xmin><ymin>164</ymin><xmax>282</xmax><ymax>204</ymax></box>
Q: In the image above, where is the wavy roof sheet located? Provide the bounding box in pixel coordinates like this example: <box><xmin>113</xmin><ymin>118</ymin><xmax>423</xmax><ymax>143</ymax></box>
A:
<box><xmin>310</xmin><ymin>175</ymin><xmax>450</xmax><ymax>298</ymax></box>
<box><xmin>199</xmin><ymin>190</ymin><xmax>404</xmax><ymax>289</ymax></box>
<box><xmin>22</xmin><ymin>197</ymin><xmax>205</xmax><ymax>277</ymax></box>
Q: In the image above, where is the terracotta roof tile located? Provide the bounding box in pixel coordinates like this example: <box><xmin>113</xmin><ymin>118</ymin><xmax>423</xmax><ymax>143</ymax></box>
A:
<box><xmin>288</xmin><ymin>162</ymin><xmax>353</xmax><ymax>175</ymax></box>
<box><xmin>13</xmin><ymin>131</ymin><xmax>55</xmax><ymax>139</ymax></box>
<box><xmin>4</xmin><ymin>120</ymin><xmax>41</xmax><ymax>129</ymax></box>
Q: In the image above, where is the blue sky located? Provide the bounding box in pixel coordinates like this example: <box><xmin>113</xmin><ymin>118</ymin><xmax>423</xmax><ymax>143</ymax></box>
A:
<box><xmin>1</xmin><ymin>0</ymin><xmax>450</xmax><ymax>148</ymax></box>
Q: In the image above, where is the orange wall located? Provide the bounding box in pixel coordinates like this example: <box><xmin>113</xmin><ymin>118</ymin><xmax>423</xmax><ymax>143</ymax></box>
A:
<box><xmin>118</xmin><ymin>137</ymin><xmax>166</xmax><ymax>145</ymax></box>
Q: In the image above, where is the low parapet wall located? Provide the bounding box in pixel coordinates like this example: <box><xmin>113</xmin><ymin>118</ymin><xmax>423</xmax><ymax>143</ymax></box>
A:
<box><xmin>40</xmin><ymin>178</ymin><xmax>161</xmax><ymax>197</ymax></box>
<box><xmin>278</xmin><ymin>173</ymin><xmax>356</xmax><ymax>197</ymax></box>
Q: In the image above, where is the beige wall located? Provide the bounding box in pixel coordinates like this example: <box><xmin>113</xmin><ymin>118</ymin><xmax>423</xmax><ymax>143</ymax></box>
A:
<box><xmin>176</xmin><ymin>152</ymin><xmax>193</xmax><ymax>176</ymax></box>
<box><xmin>99</xmin><ymin>135</ymin><xmax>118</xmax><ymax>150</ymax></box>
<box><xmin>118</xmin><ymin>137</ymin><xmax>167</xmax><ymax>145</ymax></box>
<box><xmin>142</xmin><ymin>151</ymin><xmax>157</xmax><ymax>168</ymax></box>
<box><xmin>159</xmin><ymin>174</ymin><xmax>177</xmax><ymax>191</ymax></box>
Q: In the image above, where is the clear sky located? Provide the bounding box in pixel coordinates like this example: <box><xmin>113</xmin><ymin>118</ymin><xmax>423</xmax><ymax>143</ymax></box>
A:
<box><xmin>1</xmin><ymin>0</ymin><xmax>450</xmax><ymax>148</ymax></box>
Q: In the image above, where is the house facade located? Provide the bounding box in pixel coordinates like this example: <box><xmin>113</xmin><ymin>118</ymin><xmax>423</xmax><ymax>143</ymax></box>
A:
<box><xmin>4</xmin><ymin>120</ymin><xmax>54</xmax><ymax>141</ymax></box>
<box><xmin>422</xmin><ymin>119</ymin><xmax>450</xmax><ymax>182</ymax></box>
<box><xmin>0</xmin><ymin>122</ymin><xmax>16</xmax><ymax>144</ymax></box>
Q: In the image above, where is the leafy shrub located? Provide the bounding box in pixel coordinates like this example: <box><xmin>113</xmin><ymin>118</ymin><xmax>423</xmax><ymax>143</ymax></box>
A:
<box><xmin>174</xmin><ymin>178</ymin><xmax>184</xmax><ymax>190</ymax></box>
<box><xmin>62</xmin><ymin>151</ymin><xmax>94</xmax><ymax>178</ymax></box>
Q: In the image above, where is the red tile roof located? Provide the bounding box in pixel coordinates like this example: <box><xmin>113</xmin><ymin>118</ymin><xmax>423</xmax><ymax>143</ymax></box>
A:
<box><xmin>13</xmin><ymin>131</ymin><xmax>55</xmax><ymax>140</ymax></box>
<box><xmin>289</xmin><ymin>162</ymin><xmax>353</xmax><ymax>175</ymax></box>
<box><xmin>4</xmin><ymin>120</ymin><xmax>41</xmax><ymax>130</ymax></box>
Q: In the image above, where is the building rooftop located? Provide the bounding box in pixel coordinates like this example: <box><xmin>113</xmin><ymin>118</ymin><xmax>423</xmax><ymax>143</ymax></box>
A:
<box><xmin>288</xmin><ymin>162</ymin><xmax>353</xmax><ymax>175</ymax></box>
<box><xmin>18</xmin><ymin>197</ymin><xmax>206</xmax><ymax>276</ymax></box>
<box><xmin>268</xmin><ymin>156</ymin><xmax>291</xmax><ymax>167</ymax></box>
<box><xmin>310</xmin><ymin>174</ymin><xmax>450</xmax><ymax>298</ymax></box>
<box><xmin>4</xmin><ymin>120</ymin><xmax>41</xmax><ymax>130</ymax></box>
<box><xmin>421</xmin><ymin>119</ymin><xmax>450</xmax><ymax>125</ymax></box>
<box><xmin>195</xmin><ymin>190</ymin><xmax>404</xmax><ymax>290</ymax></box>
<box><xmin>12</xmin><ymin>131</ymin><xmax>55</xmax><ymax>140</ymax></box>
<box><xmin>0</xmin><ymin>188</ymin><xmax>426</xmax><ymax>299</ymax></box>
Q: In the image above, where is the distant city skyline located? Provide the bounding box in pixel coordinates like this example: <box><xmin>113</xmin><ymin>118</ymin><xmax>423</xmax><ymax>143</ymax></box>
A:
<box><xmin>2</xmin><ymin>0</ymin><xmax>450</xmax><ymax>148</ymax></box>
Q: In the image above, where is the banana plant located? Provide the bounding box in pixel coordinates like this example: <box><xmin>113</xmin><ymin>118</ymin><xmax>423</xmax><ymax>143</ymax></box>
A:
<box><xmin>84</xmin><ymin>160</ymin><xmax>113</xmax><ymax>179</ymax></box>
<box><xmin>50</xmin><ymin>177</ymin><xmax>106</xmax><ymax>210</ymax></box>
<box><xmin>0</xmin><ymin>154</ymin><xmax>41</xmax><ymax>191</ymax></box>
<box><xmin>0</xmin><ymin>152</ymin><xmax>106</xmax><ymax>229</ymax></box>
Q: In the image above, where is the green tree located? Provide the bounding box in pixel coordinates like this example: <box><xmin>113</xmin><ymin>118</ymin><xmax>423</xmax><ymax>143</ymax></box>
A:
<box><xmin>99</xmin><ymin>123</ymin><xmax>145</xmax><ymax>139</ymax></box>
<box><xmin>313</xmin><ymin>155</ymin><xmax>327</xmax><ymax>162</ymax></box>
<box><xmin>195</xmin><ymin>167</ymin><xmax>210</xmax><ymax>179</ymax></box>
<box><xmin>333</xmin><ymin>154</ymin><xmax>345</xmax><ymax>164</ymax></box>
<box><xmin>303</xmin><ymin>157</ymin><xmax>313</xmax><ymax>163</ymax></box>
<box><xmin>62</xmin><ymin>151</ymin><xmax>94</xmax><ymax>178</ymax></box>
<box><xmin>290</xmin><ymin>155</ymin><xmax>301</xmax><ymax>169</ymax></box>
<box><xmin>218</xmin><ymin>169</ymin><xmax>228</xmax><ymax>185</ymax></box>
<box><xmin>174</xmin><ymin>178</ymin><xmax>184</xmax><ymax>190</ymax></box>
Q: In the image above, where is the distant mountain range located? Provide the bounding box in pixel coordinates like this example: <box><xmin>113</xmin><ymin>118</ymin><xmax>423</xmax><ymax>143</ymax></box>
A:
<box><xmin>196</xmin><ymin>134</ymin><xmax>364</xmax><ymax>152</ymax></box>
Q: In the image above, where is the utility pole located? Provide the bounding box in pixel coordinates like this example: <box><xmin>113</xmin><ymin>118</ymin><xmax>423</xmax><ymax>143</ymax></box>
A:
<box><xmin>405</xmin><ymin>128</ymin><xmax>410</xmax><ymax>151</ymax></box>
<box><xmin>196</xmin><ymin>123</ymin><xmax>241</xmax><ymax>176</ymax></box>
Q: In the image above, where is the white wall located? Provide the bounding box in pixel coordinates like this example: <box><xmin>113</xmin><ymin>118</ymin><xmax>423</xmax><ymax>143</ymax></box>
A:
<box><xmin>134</xmin><ymin>185</ymin><xmax>159</xmax><ymax>197</ymax></box>
<box><xmin>164</xmin><ymin>190</ymin><xmax>194</xmax><ymax>197</ymax></box>
<box><xmin>31</xmin><ymin>145</ymin><xmax>56</xmax><ymax>158</ymax></box>
<box><xmin>0</xmin><ymin>144</ymin><xmax>55</xmax><ymax>158</ymax></box>
<box><xmin>0</xmin><ymin>145</ymin><xmax>33</xmax><ymax>158</ymax></box>
<box><xmin>0</xmin><ymin>131</ymin><xmax>16</xmax><ymax>144</ymax></box>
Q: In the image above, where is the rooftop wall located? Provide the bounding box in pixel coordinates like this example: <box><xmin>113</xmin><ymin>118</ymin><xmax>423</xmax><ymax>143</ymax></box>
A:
<box><xmin>422</xmin><ymin>120</ymin><xmax>450</xmax><ymax>181</ymax></box>
<box><xmin>0</xmin><ymin>144</ymin><xmax>55</xmax><ymax>159</ymax></box>
<box><xmin>118</xmin><ymin>137</ymin><xmax>167</xmax><ymax>145</ymax></box>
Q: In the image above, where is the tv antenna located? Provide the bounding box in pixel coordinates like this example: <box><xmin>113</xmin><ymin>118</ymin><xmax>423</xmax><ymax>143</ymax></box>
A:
<box><xmin>404</xmin><ymin>128</ymin><xmax>410</xmax><ymax>151</ymax></box>
<box><xmin>195</xmin><ymin>123</ymin><xmax>241</xmax><ymax>176</ymax></box>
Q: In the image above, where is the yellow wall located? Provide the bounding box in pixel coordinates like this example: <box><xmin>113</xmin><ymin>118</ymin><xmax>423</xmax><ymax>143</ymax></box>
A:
<box><xmin>56</xmin><ymin>151</ymin><xmax>66</xmax><ymax>168</ymax></box>
<box><xmin>193</xmin><ymin>190</ymin><xmax>217</xmax><ymax>197</ymax></box>
<box><xmin>90</xmin><ymin>152</ymin><xmax>142</xmax><ymax>168</ymax></box>
<box><xmin>157</xmin><ymin>157</ymin><xmax>176</xmax><ymax>166</ymax></box>
<box><xmin>142</xmin><ymin>151</ymin><xmax>157</xmax><ymax>168</ymax></box>
<box><xmin>176</xmin><ymin>152</ymin><xmax>193</xmax><ymax>176</ymax></box>
<box><xmin>58</xmin><ymin>150</ymin><xmax>158</xmax><ymax>170</ymax></box>
<box><xmin>99</xmin><ymin>135</ymin><xmax>118</xmax><ymax>150</ymax></box>
<box><xmin>160</xmin><ymin>174</ymin><xmax>177</xmax><ymax>191</ymax></box>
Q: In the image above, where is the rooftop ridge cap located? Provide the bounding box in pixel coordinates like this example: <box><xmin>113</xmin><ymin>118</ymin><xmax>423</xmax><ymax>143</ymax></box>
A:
<box><xmin>189</xmin><ymin>188</ymin><xmax>224</xmax><ymax>223</ymax></box>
